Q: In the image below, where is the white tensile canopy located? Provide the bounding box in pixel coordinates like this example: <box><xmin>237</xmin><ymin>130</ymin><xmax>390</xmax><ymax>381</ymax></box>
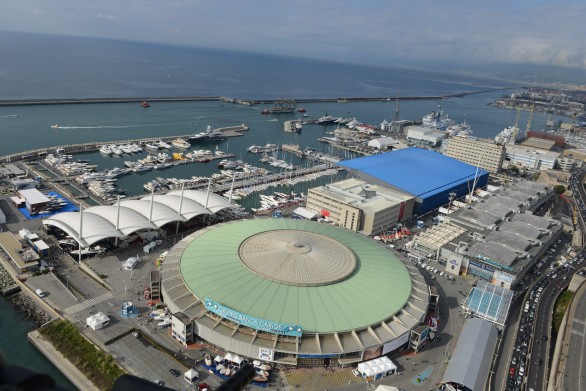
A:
<box><xmin>214</xmin><ymin>355</ymin><xmax>224</xmax><ymax>362</ymax></box>
<box><xmin>374</xmin><ymin>386</ymin><xmax>400</xmax><ymax>391</ymax></box>
<box><xmin>357</xmin><ymin>357</ymin><xmax>397</xmax><ymax>378</ymax></box>
<box><xmin>224</xmin><ymin>353</ymin><xmax>244</xmax><ymax>364</ymax></box>
<box><xmin>85</xmin><ymin>312</ymin><xmax>110</xmax><ymax>330</ymax></box>
<box><xmin>184</xmin><ymin>368</ymin><xmax>199</xmax><ymax>382</ymax></box>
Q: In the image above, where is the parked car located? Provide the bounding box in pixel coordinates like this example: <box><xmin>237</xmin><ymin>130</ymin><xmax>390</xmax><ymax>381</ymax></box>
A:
<box><xmin>35</xmin><ymin>289</ymin><xmax>45</xmax><ymax>298</ymax></box>
<box><xmin>169</xmin><ymin>369</ymin><xmax>180</xmax><ymax>377</ymax></box>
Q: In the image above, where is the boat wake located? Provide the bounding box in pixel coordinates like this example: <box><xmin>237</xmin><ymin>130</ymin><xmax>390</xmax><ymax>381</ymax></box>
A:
<box><xmin>53</xmin><ymin>124</ymin><xmax>157</xmax><ymax>130</ymax></box>
<box><xmin>0</xmin><ymin>114</ymin><xmax>19</xmax><ymax>118</ymax></box>
<box><xmin>268</xmin><ymin>118</ymin><xmax>278</xmax><ymax>122</ymax></box>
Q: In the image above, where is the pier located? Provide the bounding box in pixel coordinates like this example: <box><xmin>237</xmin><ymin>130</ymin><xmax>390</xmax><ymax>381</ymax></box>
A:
<box><xmin>0</xmin><ymin>125</ymin><xmax>248</xmax><ymax>165</ymax></box>
<box><xmin>125</xmin><ymin>163</ymin><xmax>341</xmax><ymax>201</ymax></box>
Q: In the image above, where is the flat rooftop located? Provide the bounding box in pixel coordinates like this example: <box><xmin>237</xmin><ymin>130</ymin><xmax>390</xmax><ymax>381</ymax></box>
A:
<box><xmin>339</xmin><ymin>148</ymin><xmax>488</xmax><ymax>199</ymax></box>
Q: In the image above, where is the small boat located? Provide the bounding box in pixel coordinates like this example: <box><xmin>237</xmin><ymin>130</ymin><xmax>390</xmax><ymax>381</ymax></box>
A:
<box><xmin>51</xmin><ymin>124</ymin><xmax>60</xmax><ymax>129</ymax></box>
<box><xmin>253</xmin><ymin>375</ymin><xmax>267</xmax><ymax>382</ymax></box>
<box><xmin>255</xmin><ymin>369</ymin><xmax>269</xmax><ymax>377</ymax></box>
<box><xmin>204</xmin><ymin>355</ymin><xmax>212</xmax><ymax>366</ymax></box>
<box><xmin>157</xmin><ymin>318</ymin><xmax>171</xmax><ymax>327</ymax></box>
<box><xmin>297</xmin><ymin>107</ymin><xmax>306</xmax><ymax>112</ymax></box>
<box><xmin>257</xmin><ymin>364</ymin><xmax>271</xmax><ymax>371</ymax></box>
<box><xmin>141</xmin><ymin>101</ymin><xmax>150</xmax><ymax>108</ymax></box>
<box><xmin>261</xmin><ymin>108</ymin><xmax>270</xmax><ymax>115</ymax></box>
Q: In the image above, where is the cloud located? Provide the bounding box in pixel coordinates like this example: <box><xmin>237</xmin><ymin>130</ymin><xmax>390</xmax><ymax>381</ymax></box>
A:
<box><xmin>1</xmin><ymin>0</ymin><xmax>586</xmax><ymax>70</ymax></box>
<box><xmin>97</xmin><ymin>14</ymin><xmax>116</xmax><ymax>21</ymax></box>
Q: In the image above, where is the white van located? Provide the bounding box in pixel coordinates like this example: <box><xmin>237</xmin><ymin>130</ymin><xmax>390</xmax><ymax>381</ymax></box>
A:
<box><xmin>523</xmin><ymin>302</ymin><xmax>530</xmax><ymax>313</ymax></box>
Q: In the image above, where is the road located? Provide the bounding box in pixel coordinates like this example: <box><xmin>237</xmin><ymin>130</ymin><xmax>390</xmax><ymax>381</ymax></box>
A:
<box><xmin>524</xmin><ymin>267</ymin><xmax>572</xmax><ymax>391</ymax></box>
<box><xmin>562</xmin><ymin>285</ymin><xmax>586</xmax><ymax>390</ymax></box>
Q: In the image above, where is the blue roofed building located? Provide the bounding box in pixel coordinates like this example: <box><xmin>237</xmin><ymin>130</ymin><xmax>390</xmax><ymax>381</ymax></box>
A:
<box><xmin>338</xmin><ymin>148</ymin><xmax>489</xmax><ymax>215</ymax></box>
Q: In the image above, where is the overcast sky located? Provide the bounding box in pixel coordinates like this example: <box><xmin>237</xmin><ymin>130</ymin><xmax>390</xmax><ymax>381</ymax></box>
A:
<box><xmin>2</xmin><ymin>0</ymin><xmax>586</xmax><ymax>70</ymax></box>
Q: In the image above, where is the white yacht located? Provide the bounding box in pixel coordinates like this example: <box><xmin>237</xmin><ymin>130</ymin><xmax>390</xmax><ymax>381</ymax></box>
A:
<box><xmin>99</xmin><ymin>145</ymin><xmax>112</xmax><ymax>154</ymax></box>
<box><xmin>133</xmin><ymin>164</ymin><xmax>152</xmax><ymax>172</ymax></box>
<box><xmin>171</xmin><ymin>138</ymin><xmax>191</xmax><ymax>149</ymax></box>
<box><xmin>157</xmin><ymin>140</ymin><xmax>172</xmax><ymax>149</ymax></box>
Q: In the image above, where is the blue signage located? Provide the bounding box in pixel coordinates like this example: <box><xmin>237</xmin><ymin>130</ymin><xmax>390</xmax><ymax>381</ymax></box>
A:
<box><xmin>474</xmin><ymin>255</ymin><xmax>513</xmax><ymax>272</ymax></box>
<box><xmin>470</xmin><ymin>259</ymin><xmax>495</xmax><ymax>273</ymax></box>
<box><xmin>204</xmin><ymin>298</ymin><xmax>303</xmax><ymax>337</ymax></box>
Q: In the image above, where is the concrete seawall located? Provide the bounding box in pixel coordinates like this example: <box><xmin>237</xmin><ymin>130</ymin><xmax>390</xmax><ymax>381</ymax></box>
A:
<box><xmin>28</xmin><ymin>329</ymin><xmax>100</xmax><ymax>391</ymax></box>
<box><xmin>0</xmin><ymin>88</ymin><xmax>510</xmax><ymax>107</ymax></box>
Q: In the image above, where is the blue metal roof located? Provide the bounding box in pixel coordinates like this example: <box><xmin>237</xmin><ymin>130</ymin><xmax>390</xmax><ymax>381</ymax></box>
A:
<box><xmin>339</xmin><ymin>148</ymin><xmax>488</xmax><ymax>199</ymax></box>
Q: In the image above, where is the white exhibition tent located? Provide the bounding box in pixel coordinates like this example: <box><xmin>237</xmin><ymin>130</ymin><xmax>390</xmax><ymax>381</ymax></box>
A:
<box><xmin>374</xmin><ymin>386</ymin><xmax>400</xmax><ymax>391</ymax></box>
<box><xmin>357</xmin><ymin>357</ymin><xmax>397</xmax><ymax>378</ymax></box>
<box><xmin>86</xmin><ymin>312</ymin><xmax>110</xmax><ymax>330</ymax></box>
<box><xmin>184</xmin><ymin>368</ymin><xmax>199</xmax><ymax>383</ymax></box>
<box><xmin>225</xmin><ymin>353</ymin><xmax>244</xmax><ymax>364</ymax></box>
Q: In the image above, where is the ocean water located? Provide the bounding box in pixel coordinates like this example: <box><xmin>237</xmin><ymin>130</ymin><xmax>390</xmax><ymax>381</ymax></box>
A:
<box><xmin>0</xmin><ymin>31</ymin><xmax>564</xmax><ymax>386</ymax></box>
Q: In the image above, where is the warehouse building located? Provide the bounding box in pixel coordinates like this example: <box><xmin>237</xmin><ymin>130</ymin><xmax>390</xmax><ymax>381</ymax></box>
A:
<box><xmin>339</xmin><ymin>148</ymin><xmax>489</xmax><ymax>215</ymax></box>
<box><xmin>441</xmin><ymin>318</ymin><xmax>498</xmax><ymax>391</ymax></box>
<box><xmin>405</xmin><ymin>126</ymin><xmax>446</xmax><ymax>147</ymax></box>
<box><xmin>408</xmin><ymin>180</ymin><xmax>559</xmax><ymax>288</ymax></box>
<box><xmin>505</xmin><ymin>144</ymin><xmax>559</xmax><ymax>170</ymax></box>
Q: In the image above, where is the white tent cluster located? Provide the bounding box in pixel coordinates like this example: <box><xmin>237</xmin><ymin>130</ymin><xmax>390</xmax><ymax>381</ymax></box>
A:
<box><xmin>357</xmin><ymin>357</ymin><xmax>397</xmax><ymax>378</ymax></box>
<box><xmin>86</xmin><ymin>312</ymin><xmax>110</xmax><ymax>330</ymax></box>
<box><xmin>43</xmin><ymin>190</ymin><xmax>235</xmax><ymax>248</ymax></box>
<box><xmin>224</xmin><ymin>352</ymin><xmax>244</xmax><ymax>364</ymax></box>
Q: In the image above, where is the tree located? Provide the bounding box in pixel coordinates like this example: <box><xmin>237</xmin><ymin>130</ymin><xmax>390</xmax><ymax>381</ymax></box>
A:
<box><xmin>510</xmin><ymin>165</ymin><xmax>520</xmax><ymax>174</ymax></box>
<box><xmin>553</xmin><ymin>185</ymin><xmax>566</xmax><ymax>195</ymax></box>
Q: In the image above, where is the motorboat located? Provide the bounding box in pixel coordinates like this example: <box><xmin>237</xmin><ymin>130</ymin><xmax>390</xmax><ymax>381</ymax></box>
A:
<box><xmin>141</xmin><ymin>101</ymin><xmax>150</xmax><ymax>107</ymax></box>
<box><xmin>157</xmin><ymin>140</ymin><xmax>172</xmax><ymax>149</ymax></box>
<box><xmin>204</xmin><ymin>355</ymin><xmax>213</xmax><ymax>366</ymax></box>
<box><xmin>51</xmin><ymin>124</ymin><xmax>60</xmax><ymax>129</ymax></box>
<box><xmin>145</xmin><ymin>142</ymin><xmax>160</xmax><ymax>150</ymax></box>
<box><xmin>255</xmin><ymin>369</ymin><xmax>269</xmax><ymax>377</ymax></box>
<box><xmin>297</xmin><ymin>107</ymin><xmax>306</xmax><ymax>112</ymax></box>
<box><xmin>99</xmin><ymin>145</ymin><xmax>113</xmax><ymax>154</ymax></box>
<box><xmin>133</xmin><ymin>164</ymin><xmax>152</xmax><ymax>172</ymax></box>
<box><xmin>157</xmin><ymin>318</ymin><xmax>171</xmax><ymax>327</ymax></box>
<box><xmin>191</xmin><ymin>125</ymin><xmax>225</xmax><ymax>142</ymax></box>
<box><xmin>252</xmin><ymin>375</ymin><xmax>267</xmax><ymax>382</ymax></box>
<box><xmin>171</xmin><ymin>138</ymin><xmax>191</xmax><ymax>149</ymax></box>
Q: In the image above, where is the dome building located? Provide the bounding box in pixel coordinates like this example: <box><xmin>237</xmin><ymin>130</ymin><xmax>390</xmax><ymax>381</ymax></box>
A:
<box><xmin>162</xmin><ymin>218</ymin><xmax>429</xmax><ymax>367</ymax></box>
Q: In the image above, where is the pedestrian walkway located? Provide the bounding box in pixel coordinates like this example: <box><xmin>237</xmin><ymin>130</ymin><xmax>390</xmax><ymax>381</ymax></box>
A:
<box><xmin>285</xmin><ymin>368</ymin><xmax>363</xmax><ymax>391</ymax></box>
<box><xmin>63</xmin><ymin>292</ymin><xmax>114</xmax><ymax>315</ymax></box>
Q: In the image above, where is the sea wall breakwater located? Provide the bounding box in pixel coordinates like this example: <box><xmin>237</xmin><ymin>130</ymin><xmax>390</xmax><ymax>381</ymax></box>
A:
<box><xmin>0</xmin><ymin>262</ymin><xmax>52</xmax><ymax>327</ymax></box>
<box><xmin>0</xmin><ymin>88</ymin><xmax>510</xmax><ymax>107</ymax></box>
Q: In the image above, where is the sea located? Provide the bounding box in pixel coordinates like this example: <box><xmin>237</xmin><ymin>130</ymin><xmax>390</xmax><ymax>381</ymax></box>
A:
<box><xmin>0</xmin><ymin>31</ymin><xmax>567</xmax><ymax>388</ymax></box>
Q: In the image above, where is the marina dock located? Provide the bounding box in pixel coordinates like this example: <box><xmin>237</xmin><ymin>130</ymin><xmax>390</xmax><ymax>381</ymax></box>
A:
<box><xmin>0</xmin><ymin>125</ymin><xmax>248</xmax><ymax>165</ymax></box>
